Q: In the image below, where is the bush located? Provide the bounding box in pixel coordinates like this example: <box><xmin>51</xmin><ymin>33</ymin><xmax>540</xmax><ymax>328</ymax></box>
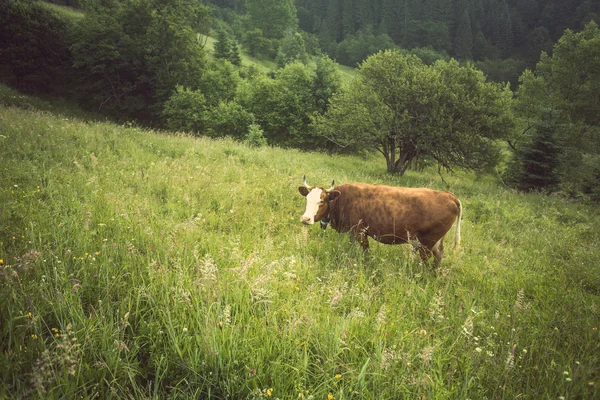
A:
<box><xmin>162</xmin><ymin>86</ymin><xmax>208</xmax><ymax>134</ymax></box>
<box><xmin>205</xmin><ymin>101</ymin><xmax>255</xmax><ymax>139</ymax></box>
<box><xmin>244</xmin><ymin>123</ymin><xmax>268</xmax><ymax>146</ymax></box>
<box><xmin>0</xmin><ymin>1</ymin><xmax>75</xmax><ymax>94</ymax></box>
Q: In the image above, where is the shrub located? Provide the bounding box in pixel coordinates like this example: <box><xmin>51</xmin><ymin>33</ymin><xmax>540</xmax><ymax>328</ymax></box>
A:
<box><xmin>244</xmin><ymin>123</ymin><xmax>267</xmax><ymax>146</ymax></box>
<box><xmin>162</xmin><ymin>86</ymin><xmax>208</xmax><ymax>134</ymax></box>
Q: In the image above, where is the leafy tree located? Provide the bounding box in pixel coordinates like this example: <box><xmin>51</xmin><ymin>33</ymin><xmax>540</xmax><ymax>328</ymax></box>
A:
<box><xmin>70</xmin><ymin>0</ymin><xmax>210</xmax><ymax>120</ymax></box>
<box><xmin>162</xmin><ymin>85</ymin><xmax>208</xmax><ymax>134</ymax></box>
<box><xmin>0</xmin><ymin>1</ymin><xmax>75</xmax><ymax>94</ymax></box>
<box><xmin>275</xmin><ymin>31</ymin><xmax>308</xmax><ymax>68</ymax></box>
<box><xmin>196</xmin><ymin>59</ymin><xmax>240</xmax><ymax>107</ymax></box>
<box><xmin>205</xmin><ymin>101</ymin><xmax>255</xmax><ymax>138</ymax></box>
<box><xmin>238</xmin><ymin>61</ymin><xmax>334</xmax><ymax>148</ymax></box>
<box><xmin>336</xmin><ymin>28</ymin><xmax>396</xmax><ymax>67</ymax></box>
<box><xmin>315</xmin><ymin>50</ymin><xmax>515</xmax><ymax>175</ymax></box>
<box><xmin>241</xmin><ymin>27</ymin><xmax>274</xmax><ymax>57</ymax></box>
<box><xmin>405</xmin><ymin>46</ymin><xmax>449</xmax><ymax>65</ymax></box>
<box><xmin>513</xmin><ymin>21</ymin><xmax>600</xmax><ymax>196</ymax></box>
<box><xmin>244</xmin><ymin>123</ymin><xmax>268</xmax><ymax>146</ymax></box>
<box><xmin>245</xmin><ymin>0</ymin><xmax>296</xmax><ymax>40</ymax></box>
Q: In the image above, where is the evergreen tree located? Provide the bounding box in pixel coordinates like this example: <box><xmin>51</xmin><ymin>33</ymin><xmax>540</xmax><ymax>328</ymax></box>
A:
<box><xmin>214</xmin><ymin>28</ymin><xmax>232</xmax><ymax>60</ymax></box>
<box><xmin>454</xmin><ymin>10</ymin><xmax>473</xmax><ymax>59</ymax></box>
<box><xmin>230</xmin><ymin>40</ymin><xmax>242</xmax><ymax>65</ymax></box>
<box><xmin>493</xmin><ymin>0</ymin><xmax>513</xmax><ymax>56</ymax></box>
<box><xmin>519</xmin><ymin>122</ymin><xmax>561</xmax><ymax>192</ymax></box>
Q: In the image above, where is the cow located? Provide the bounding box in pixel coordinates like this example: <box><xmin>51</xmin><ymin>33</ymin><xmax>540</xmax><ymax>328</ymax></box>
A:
<box><xmin>298</xmin><ymin>177</ymin><xmax>462</xmax><ymax>266</ymax></box>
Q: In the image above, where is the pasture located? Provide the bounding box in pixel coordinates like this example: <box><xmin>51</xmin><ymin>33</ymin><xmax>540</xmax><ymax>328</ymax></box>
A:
<box><xmin>0</xmin><ymin>87</ymin><xmax>599</xmax><ymax>398</ymax></box>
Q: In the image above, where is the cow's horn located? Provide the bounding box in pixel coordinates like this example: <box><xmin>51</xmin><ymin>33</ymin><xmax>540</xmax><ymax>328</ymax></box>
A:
<box><xmin>326</xmin><ymin>180</ymin><xmax>335</xmax><ymax>193</ymax></box>
<box><xmin>303</xmin><ymin>175</ymin><xmax>311</xmax><ymax>189</ymax></box>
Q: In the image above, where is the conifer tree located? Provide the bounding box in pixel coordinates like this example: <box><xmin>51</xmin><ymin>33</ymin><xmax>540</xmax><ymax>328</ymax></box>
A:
<box><xmin>454</xmin><ymin>10</ymin><xmax>473</xmax><ymax>59</ymax></box>
<box><xmin>519</xmin><ymin>122</ymin><xmax>561</xmax><ymax>192</ymax></box>
<box><xmin>230</xmin><ymin>40</ymin><xmax>242</xmax><ymax>66</ymax></box>
<box><xmin>214</xmin><ymin>28</ymin><xmax>232</xmax><ymax>60</ymax></box>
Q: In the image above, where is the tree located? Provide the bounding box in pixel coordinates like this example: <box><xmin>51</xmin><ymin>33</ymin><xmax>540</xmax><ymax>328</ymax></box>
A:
<box><xmin>70</xmin><ymin>0</ymin><xmax>210</xmax><ymax>120</ymax></box>
<box><xmin>275</xmin><ymin>31</ymin><xmax>308</xmax><ymax>68</ymax></box>
<box><xmin>315</xmin><ymin>50</ymin><xmax>515</xmax><ymax>175</ymax></box>
<box><xmin>237</xmin><ymin>61</ymin><xmax>334</xmax><ymax>148</ymax></box>
<box><xmin>214</xmin><ymin>28</ymin><xmax>232</xmax><ymax>60</ymax></box>
<box><xmin>454</xmin><ymin>10</ymin><xmax>473</xmax><ymax>59</ymax></box>
<box><xmin>245</xmin><ymin>0</ymin><xmax>296</xmax><ymax>40</ymax></box>
<box><xmin>518</xmin><ymin>119</ymin><xmax>561</xmax><ymax>192</ymax></box>
<box><xmin>0</xmin><ymin>1</ymin><xmax>75</xmax><ymax>94</ymax></box>
<box><xmin>513</xmin><ymin>21</ymin><xmax>600</xmax><ymax>196</ymax></box>
<box><xmin>230</xmin><ymin>40</ymin><xmax>242</xmax><ymax>66</ymax></box>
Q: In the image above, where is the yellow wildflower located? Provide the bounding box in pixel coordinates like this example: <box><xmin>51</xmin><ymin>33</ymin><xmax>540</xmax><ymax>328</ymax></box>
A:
<box><xmin>335</xmin><ymin>374</ymin><xmax>342</xmax><ymax>379</ymax></box>
<box><xmin>0</xmin><ymin>259</ymin><xmax>3</xmax><ymax>265</ymax></box>
<box><xmin>328</xmin><ymin>394</ymin><xmax>334</xmax><ymax>400</ymax></box>
<box><xmin>266</xmin><ymin>388</ymin><xmax>273</xmax><ymax>397</ymax></box>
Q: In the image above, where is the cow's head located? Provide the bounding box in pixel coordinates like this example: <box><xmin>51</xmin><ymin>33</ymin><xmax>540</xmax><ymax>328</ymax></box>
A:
<box><xmin>298</xmin><ymin>176</ymin><xmax>340</xmax><ymax>228</ymax></box>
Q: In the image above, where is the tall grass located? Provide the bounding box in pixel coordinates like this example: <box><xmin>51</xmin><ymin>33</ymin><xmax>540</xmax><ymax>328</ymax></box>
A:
<box><xmin>0</xmin><ymin>87</ymin><xmax>599</xmax><ymax>399</ymax></box>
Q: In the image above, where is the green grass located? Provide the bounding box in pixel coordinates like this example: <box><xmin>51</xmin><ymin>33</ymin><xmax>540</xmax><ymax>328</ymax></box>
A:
<box><xmin>1</xmin><ymin>85</ymin><xmax>599</xmax><ymax>399</ymax></box>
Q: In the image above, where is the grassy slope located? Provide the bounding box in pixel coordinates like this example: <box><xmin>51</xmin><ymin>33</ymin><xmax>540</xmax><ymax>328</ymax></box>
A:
<box><xmin>1</xmin><ymin>90</ymin><xmax>599</xmax><ymax>399</ymax></box>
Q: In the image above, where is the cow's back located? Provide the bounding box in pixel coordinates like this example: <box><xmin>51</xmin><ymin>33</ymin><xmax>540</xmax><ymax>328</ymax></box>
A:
<box><xmin>330</xmin><ymin>183</ymin><xmax>460</xmax><ymax>245</ymax></box>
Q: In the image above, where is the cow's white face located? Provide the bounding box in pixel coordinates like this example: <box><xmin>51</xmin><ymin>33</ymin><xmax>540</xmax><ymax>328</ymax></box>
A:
<box><xmin>299</xmin><ymin>187</ymin><xmax>323</xmax><ymax>225</ymax></box>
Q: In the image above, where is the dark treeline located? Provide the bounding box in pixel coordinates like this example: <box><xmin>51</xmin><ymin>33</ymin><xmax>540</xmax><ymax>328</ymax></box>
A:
<box><xmin>206</xmin><ymin>0</ymin><xmax>600</xmax><ymax>85</ymax></box>
<box><xmin>1</xmin><ymin>0</ymin><xmax>599</xmax><ymax>200</ymax></box>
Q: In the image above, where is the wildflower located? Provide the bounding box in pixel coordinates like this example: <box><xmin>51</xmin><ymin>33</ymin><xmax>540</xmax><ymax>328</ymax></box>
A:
<box><xmin>566</xmin><ymin>378</ymin><xmax>572</xmax><ymax>382</ymax></box>
<box><xmin>182</xmin><ymin>327</ymin><xmax>188</xmax><ymax>333</ymax></box>
<box><xmin>27</xmin><ymin>312</ymin><xmax>32</xmax><ymax>319</ymax></box>
<box><xmin>266</xmin><ymin>388</ymin><xmax>273</xmax><ymax>397</ymax></box>
<box><xmin>335</xmin><ymin>374</ymin><xmax>342</xmax><ymax>379</ymax></box>
<box><xmin>250</xmin><ymin>369</ymin><xmax>256</xmax><ymax>375</ymax></box>
<box><xmin>0</xmin><ymin>259</ymin><xmax>3</xmax><ymax>265</ymax></box>
<box><xmin>328</xmin><ymin>394</ymin><xmax>334</xmax><ymax>400</ymax></box>
<box><xmin>95</xmin><ymin>251</ymin><xmax>100</xmax><ymax>256</ymax></box>
<box><xmin>563</xmin><ymin>371</ymin><xmax>569</xmax><ymax>376</ymax></box>
<box><xmin>522</xmin><ymin>349</ymin><xmax>527</xmax><ymax>354</ymax></box>
<box><xmin>52</xmin><ymin>328</ymin><xmax>59</xmax><ymax>333</ymax></box>
<box><xmin>31</xmin><ymin>334</ymin><xmax>37</xmax><ymax>340</ymax></box>
<box><xmin>475</xmin><ymin>347</ymin><xmax>482</xmax><ymax>353</ymax></box>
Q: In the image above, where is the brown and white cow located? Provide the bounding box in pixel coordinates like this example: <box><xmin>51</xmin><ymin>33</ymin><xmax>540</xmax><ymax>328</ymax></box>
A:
<box><xmin>298</xmin><ymin>177</ymin><xmax>462</xmax><ymax>266</ymax></box>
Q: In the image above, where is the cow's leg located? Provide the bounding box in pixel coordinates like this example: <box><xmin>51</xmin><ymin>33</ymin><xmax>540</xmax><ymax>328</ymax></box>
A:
<box><xmin>431</xmin><ymin>238</ymin><xmax>445</xmax><ymax>267</ymax></box>
<box><xmin>350</xmin><ymin>230</ymin><xmax>369</xmax><ymax>251</ymax></box>
<box><xmin>419</xmin><ymin>238</ymin><xmax>444</xmax><ymax>267</ymax></box>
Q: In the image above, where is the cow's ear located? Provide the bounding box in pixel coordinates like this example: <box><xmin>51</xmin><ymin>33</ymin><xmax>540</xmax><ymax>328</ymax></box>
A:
<box><xmin>299</xmin><ymin>186</ymin><xmax>310</xmax><ymax>196</ymax></box>
<box><xmin>328</xmin><ymin>190</ymin><xmax>341</xmax><ymax>202</ymax></box>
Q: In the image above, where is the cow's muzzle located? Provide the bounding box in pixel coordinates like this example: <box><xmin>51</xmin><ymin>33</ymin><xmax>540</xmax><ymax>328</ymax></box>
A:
<box><xmin>301</xmin><ymin>216</ymin><xmax>314</xmax><ymax>225</ymax></box>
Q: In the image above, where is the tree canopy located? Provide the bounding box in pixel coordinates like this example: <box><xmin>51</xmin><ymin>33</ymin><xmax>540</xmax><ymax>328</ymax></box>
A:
<box><xmin>316</xmin><ymin>50</ymin><xmax>515</xmax><ymax>175</ymax></box>
<box><xmin>511</xmin><ymin>20</ymin><xmax>600</xmax><ymax>195</ymax></box>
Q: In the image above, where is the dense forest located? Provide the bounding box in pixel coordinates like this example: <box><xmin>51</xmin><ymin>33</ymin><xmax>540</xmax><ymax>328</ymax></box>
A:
<box><xmin>208</xmin><ymin>0</ymin><xmax>600</xmax><ymax>84</ymax></box>
<box><xmin>0</xmin><ymin>0</ymin><xmax>599</xmax><ymax>200</ymax></box>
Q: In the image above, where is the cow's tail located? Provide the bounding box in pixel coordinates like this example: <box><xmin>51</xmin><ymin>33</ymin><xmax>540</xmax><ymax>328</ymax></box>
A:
<box><xmin>454</xmin><ymin>198</ymin><xmax>462</xmax><ymax>253</ymax></box>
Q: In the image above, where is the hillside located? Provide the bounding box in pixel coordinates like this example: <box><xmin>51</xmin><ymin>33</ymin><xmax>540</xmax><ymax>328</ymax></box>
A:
<box><xmin>0</xmin><ymin>87</ymin><xmax>599</xmax><ymax>398</ymax></box>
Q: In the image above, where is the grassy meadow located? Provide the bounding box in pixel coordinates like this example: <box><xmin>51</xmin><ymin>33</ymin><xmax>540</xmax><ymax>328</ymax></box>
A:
<box><xmin>1</xmin><ymin>86</ymin><xmax>599</xmax><ymax>399</ymax></box>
